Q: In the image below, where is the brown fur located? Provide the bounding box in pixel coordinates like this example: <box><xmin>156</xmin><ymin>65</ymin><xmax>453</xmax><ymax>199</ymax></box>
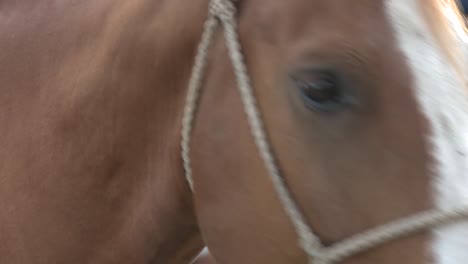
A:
<box><xmin>0</xmin><ymin>0</ymin><xmax>210</xmax><ymax>263</ymax></box>
<box><xmin>192</xmin><ymin>1</ymin><xmax>432</xmax><ymax>263</ymax></box>
<box><xmin>0</xmin><ymin>1</ymin><xmax>464</xmax><ymax>264</ymax></box>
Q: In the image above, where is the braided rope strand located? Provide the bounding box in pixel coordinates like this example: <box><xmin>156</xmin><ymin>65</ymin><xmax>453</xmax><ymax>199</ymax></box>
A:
<box><xmin>217</xmin><ymin>1</ymin><xmax>324</xmax><ymax>259</ymax></box>
<box><xmin>181</xmin><ymin>14</ymin><xmax>219</xmax><ymax>191</ymax></box>
<box><xmin>318</xmin><ymin>206</ymin><xmax>468</xmax><ymax>263</ymax></box>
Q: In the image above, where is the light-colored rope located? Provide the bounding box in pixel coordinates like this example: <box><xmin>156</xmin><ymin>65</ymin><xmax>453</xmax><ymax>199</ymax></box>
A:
<box><xmin>181</xmin><ymin>0</ymin><xmax>468</xmax><ymax>263</ymax></box>
<box><xmin>312</xmin><ymin>206</ymin><xmax>468</xmax><ymax>264</ymax></box>
<box><xmin>218</xmin><ymin>0</ymin><xmax>324</xmax><ymax>258</ymax></box>
<box><xmin>181</xmin><ymin>0</ymin><xmax>323</xmax><ymax>257</ymax></box>
<box><xmin>181</xmin><ymin>13</ymin><xmax>219</xmax><ymax>191</ymax></box>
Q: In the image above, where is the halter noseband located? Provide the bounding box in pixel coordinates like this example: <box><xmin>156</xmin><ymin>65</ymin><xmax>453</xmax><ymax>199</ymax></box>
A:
<box><xmin>181</xmin><ymin>0</ymin><xmax>468</xmax><ymax>263</ymax></box>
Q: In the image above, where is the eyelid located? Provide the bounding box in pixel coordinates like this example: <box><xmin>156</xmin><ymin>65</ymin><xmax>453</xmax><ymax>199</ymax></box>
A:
<box><xmin>290</xmin><ymin>69</ymin><xmax>360</xmax><ymax>113</ymax></box>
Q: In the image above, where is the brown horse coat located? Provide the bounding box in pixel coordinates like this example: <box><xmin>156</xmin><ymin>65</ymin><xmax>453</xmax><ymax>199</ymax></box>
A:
<box><xmin>0</xmin><ymin>0</ymin><xmax>210</xmax><ymax>263</ymax></box>
<box><xmin>1</xmin><ymin>1</ymin><xmax>467</xmax><ymax>264</ymax></box>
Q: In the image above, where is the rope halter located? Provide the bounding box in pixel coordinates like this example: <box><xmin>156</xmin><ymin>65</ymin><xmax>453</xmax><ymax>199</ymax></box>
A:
<box><xmin>181</xmin><ymin>0</ymin><xmax>468</xmax><ymax>263</ymax></box>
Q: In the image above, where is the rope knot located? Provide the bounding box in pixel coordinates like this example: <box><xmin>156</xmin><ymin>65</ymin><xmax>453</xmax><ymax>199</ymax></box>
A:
<box><xmin>210</xmin><ymin>0</ymin><xmax>236</xmax><ymax>21</ymax></box>
<box><xmin>309</xmin><ymin>253</ymin><xmax>330</xmax><ymax>264</ymax></box>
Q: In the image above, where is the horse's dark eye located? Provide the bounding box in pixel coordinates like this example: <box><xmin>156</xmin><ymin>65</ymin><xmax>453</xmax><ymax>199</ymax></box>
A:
<box><xmin>292</xmin><ymin>71</ymin><xmax>348</xmax><ymax>112</ymax></box>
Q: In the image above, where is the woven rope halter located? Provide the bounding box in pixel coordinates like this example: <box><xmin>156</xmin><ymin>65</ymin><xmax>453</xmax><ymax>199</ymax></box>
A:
<box><xmin>181</xmin><ymin>0</ymin><xmax>468</xmax><ymax>263</ymax></box>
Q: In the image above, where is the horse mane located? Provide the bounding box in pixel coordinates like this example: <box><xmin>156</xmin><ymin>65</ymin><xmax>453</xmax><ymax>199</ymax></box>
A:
<box><xmin>419</xmin><ymin>0</ymin><xmax>467</xmax><ymax>80</ymax></box>
<box><xmin>440</xmin><ymin>0</ymin><xmax>467</xmax><ymax>40</ymax></box>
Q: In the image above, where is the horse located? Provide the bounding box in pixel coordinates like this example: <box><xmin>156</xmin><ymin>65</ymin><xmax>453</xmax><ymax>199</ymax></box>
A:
<box><xmin>192</xmin><ymin>248</ymin><xmax>216</xmax><ymax>264</ymax></box>
<box><xmin>0</xmin><ymin>0</ymin><xmax>467</xmax><ymax>264</ymax></box>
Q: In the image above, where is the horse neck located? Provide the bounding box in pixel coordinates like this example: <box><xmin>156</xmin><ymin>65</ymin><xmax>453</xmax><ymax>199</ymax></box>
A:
<box><xmin>106</xmin><ymin>0</ymin><xmax>212</xmax><ymax>262</ymax></box>
<box><xmin>0</xmin><ymin>0</ymin><xmax>207</xmax><ymax>263</ymax></box>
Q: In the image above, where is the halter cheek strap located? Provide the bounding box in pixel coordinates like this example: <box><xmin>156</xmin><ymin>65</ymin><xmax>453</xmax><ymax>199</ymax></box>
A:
<box><xmin>181</xmin><ymin>0</ymin><xmax>468</xmax><ymax>263</ymax></box>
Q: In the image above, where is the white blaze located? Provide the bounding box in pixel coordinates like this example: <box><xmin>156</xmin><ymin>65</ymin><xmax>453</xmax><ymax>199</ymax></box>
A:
<box><xmin>385</xmin><ymin>0</ymin><xmax>468</xmax><ymax>264</ymax></box>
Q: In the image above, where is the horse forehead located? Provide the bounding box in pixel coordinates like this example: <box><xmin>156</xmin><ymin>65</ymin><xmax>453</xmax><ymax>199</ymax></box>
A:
<box><xmin>251</xmin><ymin>0</ymin><xmax>464</xmax><ymax>95</ymax></box>
<box><xmin>248</xmin><ymin>0</ymin><xmax>387</xmax><ymax>28</ymax></box>
<box><xmin>245</xmin><ymin>0</ymin><xmax>405</xmax><ymax>57</ymax></box>
<box><xmin>249</xmin><ymin>0</ymin><xmax>464</xmax><ymax>44</ymax></box>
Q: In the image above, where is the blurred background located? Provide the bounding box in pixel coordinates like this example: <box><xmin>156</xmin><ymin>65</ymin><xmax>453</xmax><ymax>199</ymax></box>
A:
<box><xmin>461</xmin><ymin>0</ymin><xmax>468</xmax><ymax>14</ymax></box>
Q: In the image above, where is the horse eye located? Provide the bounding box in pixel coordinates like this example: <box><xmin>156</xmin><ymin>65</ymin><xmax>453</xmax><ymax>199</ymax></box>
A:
<box><xmin>292</xmin><ymin>71</ymin><xmax>348</xmax><ymax>113</ymax></box>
